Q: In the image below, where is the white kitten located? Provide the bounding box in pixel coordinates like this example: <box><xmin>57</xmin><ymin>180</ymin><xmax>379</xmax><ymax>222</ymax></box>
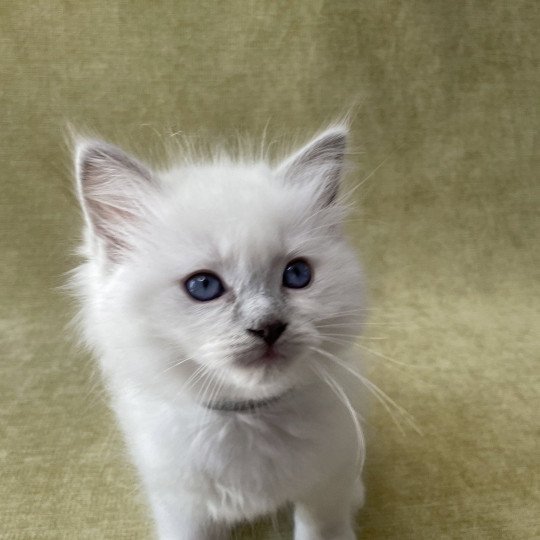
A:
<box><xmin>72</xmin><ymin>125</ymin><xmax>366</xmax><ymax>539</ymax></box>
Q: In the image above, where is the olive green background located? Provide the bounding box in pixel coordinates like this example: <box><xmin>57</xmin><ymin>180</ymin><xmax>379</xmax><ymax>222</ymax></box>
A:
<box><xmin>1</xmin><ymin>1</ymin><xmax>538</xmax><ymax>538</ymax></box>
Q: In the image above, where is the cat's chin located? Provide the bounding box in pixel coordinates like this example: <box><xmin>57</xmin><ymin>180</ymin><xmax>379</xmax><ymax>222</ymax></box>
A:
<box><xmin>218</xmin><ymin>349</ymin><xmax>310</xmax><ymax>399</ymax></box>
<box><xmin>221</xmin><ymin>374</ymin><xmax>295</xmax><ymax>402</ymax></box>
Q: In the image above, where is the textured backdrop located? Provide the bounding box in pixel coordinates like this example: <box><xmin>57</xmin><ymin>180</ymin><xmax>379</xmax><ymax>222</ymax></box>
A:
<box><xmin>0</xmin><ymin>1</ymin><xmax>538</xmax><ymax>538</ymax></box>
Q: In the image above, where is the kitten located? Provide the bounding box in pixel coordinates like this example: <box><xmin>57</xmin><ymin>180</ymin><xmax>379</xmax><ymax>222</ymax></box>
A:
<box><xmin>72</xmin><ymin>124</ymin><xmax>366</xmax><ymax>539</ymax></box>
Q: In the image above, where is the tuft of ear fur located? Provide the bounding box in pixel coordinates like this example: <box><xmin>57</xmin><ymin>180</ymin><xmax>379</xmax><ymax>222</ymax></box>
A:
<box><xmin>75</xmin><ymin>139</ymin><xmax>156</xmax><ymax>261</ymax></box>
<box><xmin>276</xmin><ymin>125</ymin><xmax>348</xmax><ymax>207</ymax></box>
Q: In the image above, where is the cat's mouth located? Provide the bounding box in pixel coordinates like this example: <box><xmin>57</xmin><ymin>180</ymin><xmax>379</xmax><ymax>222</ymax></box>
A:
<box><xmin>236</xmin><ymin>344</ymin><xmax>291</xmax><ymax>369</ymax></box>
<box><xmin>209</xmin><ymin>341</ymin><xmax>306</xmax><ymax>397</ymax></box>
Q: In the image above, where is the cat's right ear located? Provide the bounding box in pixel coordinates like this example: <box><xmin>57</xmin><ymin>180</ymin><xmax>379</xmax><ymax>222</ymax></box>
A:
<box><xmin>275</xmin><ymin>125</ymin><xmax>348</xmax><ymax>208</ymax></box>
<box><xmin>75</xmin><ymin>139</ymin><xmax>156</xmax><ymax>261</ymax></box>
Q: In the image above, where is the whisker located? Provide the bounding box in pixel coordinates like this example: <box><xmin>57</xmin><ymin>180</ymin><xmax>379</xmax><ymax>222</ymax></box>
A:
<box><xmin>181</xmin><ymin>364</ymin><xmax>209</xmax><ymax>395</ymax></box>
<box><xmin>310</xmin><ymin>346</ymin><xmax>421</xmax><ymax>435</ymax></box>
<box><xmin>352</xmin><ymin>341</ymin><xmax>423</xmax><ymax>369</ymax></box>
<box><xmin>316</xmin><ymin>322</ymin><xmax>406</xmax><ymax>328</ymax></box>
<box><xmin>199</xmin><ymin>371</ymin><xmax>223</xmax><ymax>423</ymax></box>
<box><xmin>319</xmin><ymin>336</ymin><xmax>414</xmax><ymax>369</ymax></box>
<box><xmin>340</xmin><ymin>144</ymin><xmax>404</xmax><ymax>201</ymax></box>
<box><xmin>310</xmin><ymin>362</ymin><xmax>365</xmax><ymax>469</ymax></box>
<box><xmin>320</xmin><ymin>332</ymin><xmax>388</xmax><ymax>340</ymax></box>
<box><xmin>160</xmin><ymin>354</ymin><xmax>196</xmax><ymax>375</ymax></box>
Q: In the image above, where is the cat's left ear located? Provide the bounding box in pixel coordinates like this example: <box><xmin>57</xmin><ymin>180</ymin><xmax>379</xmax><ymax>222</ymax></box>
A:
<box><xmin>75</xmin><ymin>139</ymin><xmax>157</xmax><ymax>261</ymax></box>
<box><xmin>275</xmin><ymin>126</ymin><xmax>348</xmax><ymax>207</ymax></box>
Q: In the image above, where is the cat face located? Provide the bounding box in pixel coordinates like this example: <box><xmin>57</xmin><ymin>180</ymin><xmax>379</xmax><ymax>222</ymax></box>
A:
<box><xmin>75</xmin><ymin>127</ymin><xmax>364</xmax><ymax>400</ymax></box>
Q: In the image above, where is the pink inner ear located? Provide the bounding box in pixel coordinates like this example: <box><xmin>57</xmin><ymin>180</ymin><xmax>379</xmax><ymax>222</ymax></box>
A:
<box><xmin>86</xmin><ymin>198</ymin><xmax>136</xmax><ymax>255</ymax></box>
<box><xmin>77</xmin><ymin>141</ymin><xmax>154</xmax><ymax>260</ymax></box>
<box><xmin>278</xmin><ymin>127</ymin><xmax>348</xmax><ymax>208</ymax></box>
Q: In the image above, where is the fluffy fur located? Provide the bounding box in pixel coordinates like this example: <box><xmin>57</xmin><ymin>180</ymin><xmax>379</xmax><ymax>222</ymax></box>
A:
<box><xmin>71</xmin><ymin>125</ymin><xmax>366</xmax><ymax>539</ymax></box>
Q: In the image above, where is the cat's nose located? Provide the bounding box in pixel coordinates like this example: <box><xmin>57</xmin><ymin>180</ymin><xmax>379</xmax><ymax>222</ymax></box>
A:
<box><xmin>247</xmin><ymin>321</ymin><xmax>288</xmax><ymax>346</ymax></box>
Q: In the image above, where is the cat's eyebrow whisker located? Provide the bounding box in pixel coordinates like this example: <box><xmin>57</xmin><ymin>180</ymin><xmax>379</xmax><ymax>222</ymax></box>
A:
<box><xmin>296</xmin><ymin>217</ymin><xmax>357</xmax><ymax>238</ymax></box>
<box><xmin>309</xmin><ymin>346</ymin><xmax>421</xmax><ymax>435</ymax></box>
<box><xmin>299</xmin><ymin>206</ymin><xmax>370</xmax><ymax>233</ymax></box>
<box><xmin>295</xmin><ymin>199</ymin><xmax>341</xmax><ymax>229</ymax></box>
<box><xmin>339</xmin><ymin>144</ymin><xmax>404</xmax><ymax>202</ymax></box>
<box><xmin>292</xmin><ymin>233</ymin><xmax>340</xmax><ymax>250</ymax></box>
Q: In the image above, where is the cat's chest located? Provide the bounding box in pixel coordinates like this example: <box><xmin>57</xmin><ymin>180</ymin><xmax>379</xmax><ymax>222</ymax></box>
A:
<box><xmin>187</xmin><ymin>404</ymin><xmax>325</xmax><ymax>479</ymax></box>
<box><xmin>119</xmin><ymin>387</ymin><xmax>350</xmax><ymax>520</ymax></box>
<box><xmin>181</xmin><ymin>405</ymin><xmax>334</xmax><ymax>518</ymax></box>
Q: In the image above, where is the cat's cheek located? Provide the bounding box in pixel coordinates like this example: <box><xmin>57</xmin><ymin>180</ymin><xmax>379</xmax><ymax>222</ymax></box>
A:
<box><xmin>146</xmin><ymin>287</ymin><xmax>231</xmax><ymax>349</ymax></box>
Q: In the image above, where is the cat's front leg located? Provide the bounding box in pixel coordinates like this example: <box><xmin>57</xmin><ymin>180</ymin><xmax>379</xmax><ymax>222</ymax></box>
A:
<box><xmin>293</xmin><ymin>475</ymin><xmax>362</xmax><ymax>540</ymax></box>
<box><xmin>149</xmin><ymin>494</ymin><xmax>228</xmax><ymax>540</ymax></box>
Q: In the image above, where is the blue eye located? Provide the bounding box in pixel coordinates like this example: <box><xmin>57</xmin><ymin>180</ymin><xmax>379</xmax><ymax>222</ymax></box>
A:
<box><xmin>283</xmin><ymin>259</ymin><xmax>312</xmax><ymax>289</ymax></box>
<box><xmin>185</xmin><ymin>272</ymin><xmax>225</xmax><ymax>302</ymax></box>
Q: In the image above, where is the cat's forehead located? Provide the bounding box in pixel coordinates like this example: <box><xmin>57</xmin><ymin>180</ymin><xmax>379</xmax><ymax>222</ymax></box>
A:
<box><xmin>163</xmin><ymin>164</ymin><xmax>310</xmax><ymax>229</ymax></box>
<box><xmin>164</xmin><ymin>163</ymin><xmax>280</xmax><ymax>199</ymax></box>
<box><xmin>156</xmin><ymin>163</ymin><xmax>314</xmax><ymax>271</ymax></box>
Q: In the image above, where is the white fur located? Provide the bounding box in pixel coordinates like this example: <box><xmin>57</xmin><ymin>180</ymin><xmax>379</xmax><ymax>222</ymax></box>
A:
<box><xmin>71</xmin><ymin>126</ymin><xmax>366</xmax><ymax>539</ymax></box>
